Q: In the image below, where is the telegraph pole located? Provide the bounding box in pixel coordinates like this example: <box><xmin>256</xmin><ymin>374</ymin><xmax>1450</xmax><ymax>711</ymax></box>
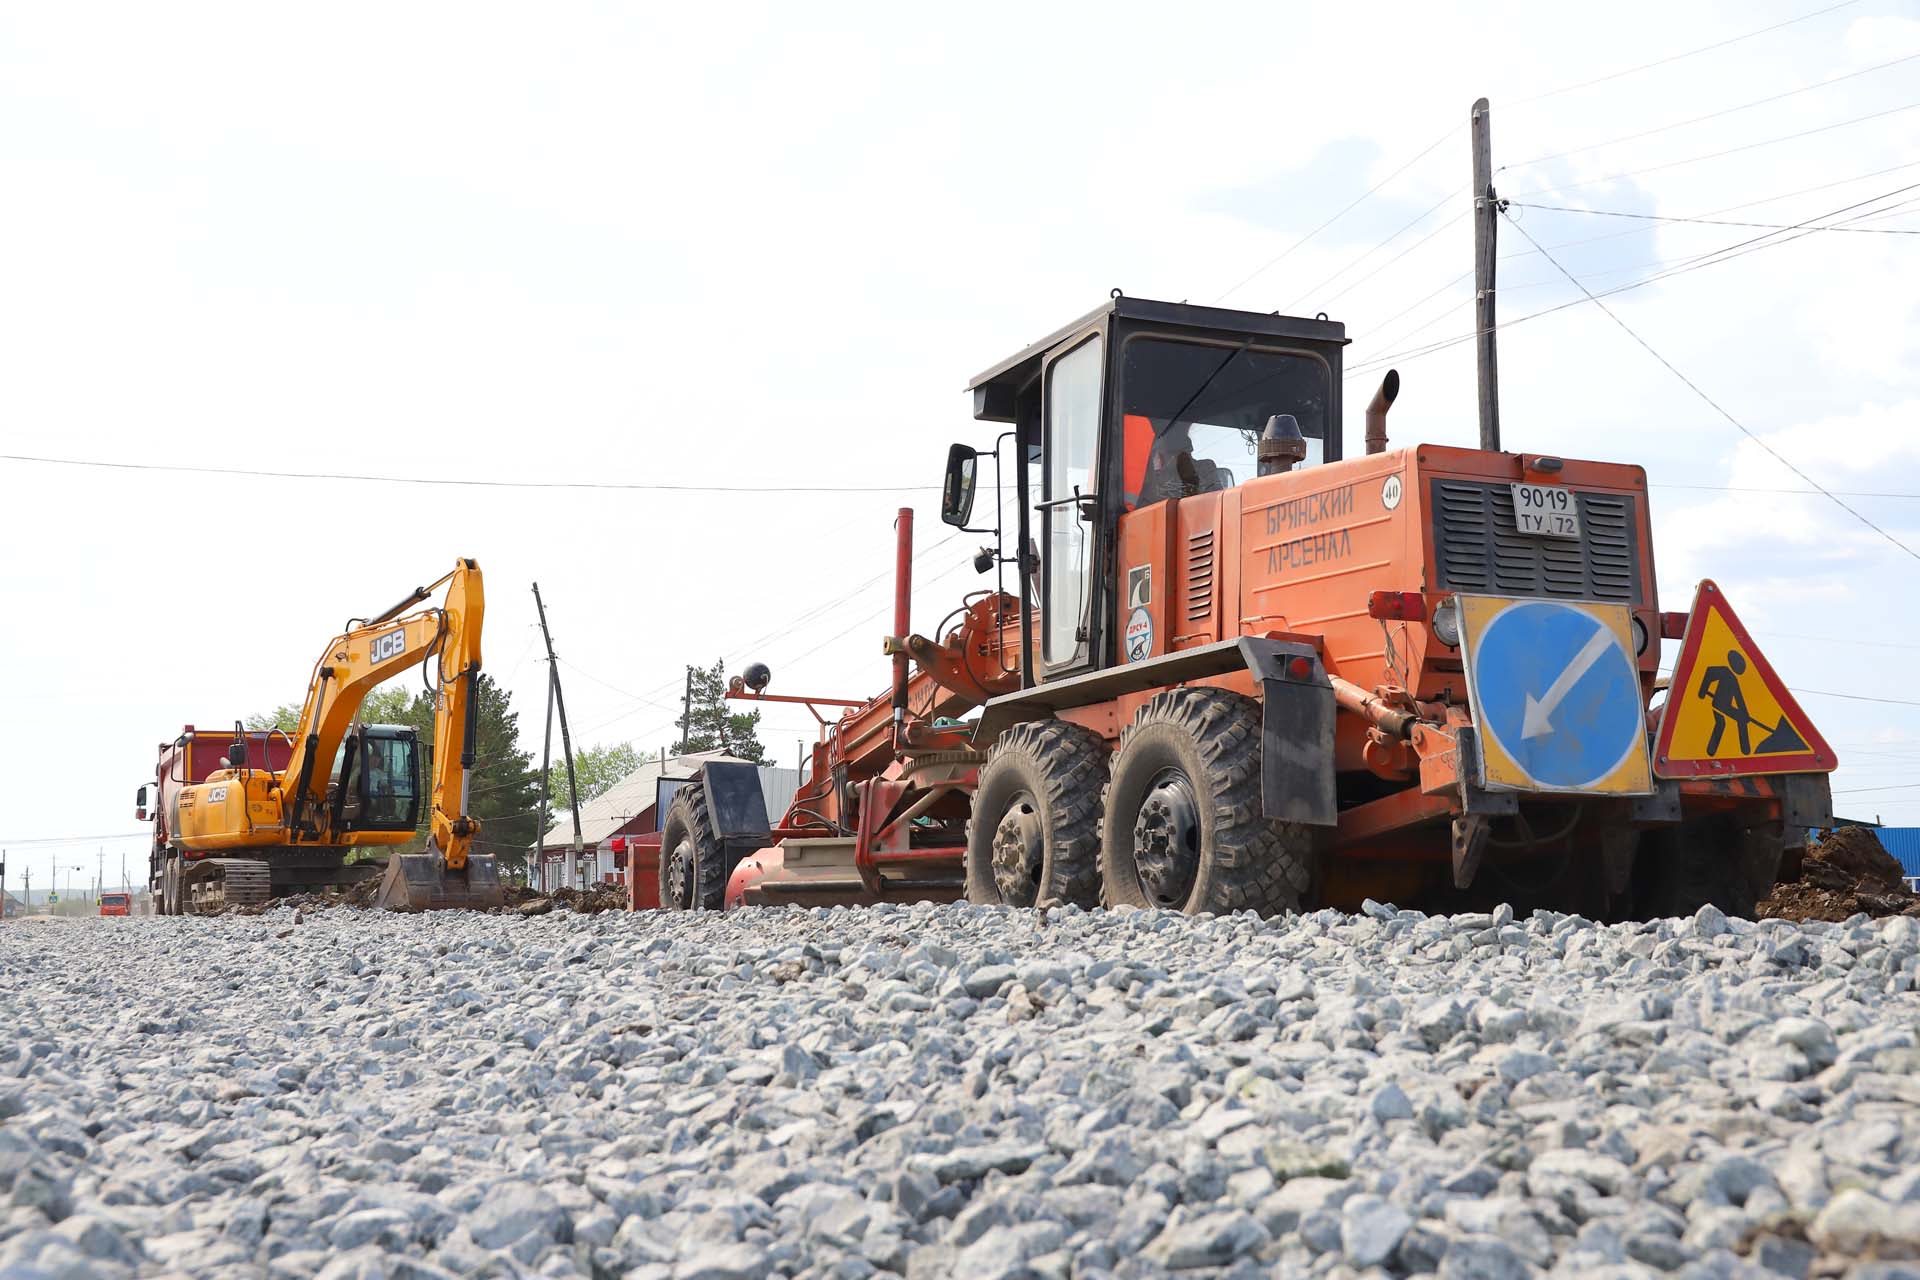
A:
<box><xmin>681</xmin><ymin>667</ymin><xmax>694</xmax><ymax>751</ymax></box>
<box><xmin>1471</xmin><ymin>96</ymin><xmax>1501</xmax><ymax>452</ymax></box>
<box><xmin>534</xmin><ymin>655</ymin><xmax>555</xmax><ymax>892</ymax></box>
<box><xmin>531</xmin><ymin>583</ymin><xmax>585</xmax><ymax>892</ymax></box>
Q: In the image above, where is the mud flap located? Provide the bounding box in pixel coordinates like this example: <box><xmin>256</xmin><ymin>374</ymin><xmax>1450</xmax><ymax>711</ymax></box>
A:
<box><xmin>373</xmin><ymin>853</ymin><xmax>504</xmax><ymax>912</ymax></box>
<box><xmin>1245</xmin><ymin>641</ymin><xmax>1337</xmax><ymax>828</ymax></box>
<box><xmin>697</xmin><ymin>760</ymin><xmax>773</xmax><ymax>881</ymax></box>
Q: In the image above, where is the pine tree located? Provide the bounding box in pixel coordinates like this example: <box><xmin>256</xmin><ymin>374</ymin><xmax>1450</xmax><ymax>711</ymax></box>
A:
<box><xmin>671</xmin><ymin>659</ymin><xmax>767</xmax><ymax>763</ymax></box>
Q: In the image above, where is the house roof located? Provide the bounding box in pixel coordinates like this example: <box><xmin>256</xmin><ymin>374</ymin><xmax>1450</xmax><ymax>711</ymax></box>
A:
<box><xmin>536</xmin><ymin>752</ymin><xmax>801</xmax><ymax>850</ymax></box>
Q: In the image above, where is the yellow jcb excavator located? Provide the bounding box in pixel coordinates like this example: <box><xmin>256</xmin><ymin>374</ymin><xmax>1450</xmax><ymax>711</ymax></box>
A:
<box><xmin>155</xmin><ymin>558</ymin><xmax>503</xmax><ymax>912</ymax></box>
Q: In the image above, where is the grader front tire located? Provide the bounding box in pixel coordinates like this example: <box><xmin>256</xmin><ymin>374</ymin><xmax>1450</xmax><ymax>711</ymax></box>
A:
<box><xmin>1101</xmin><ymin>689</ymin><xmax>1315</xmax><ymax>917</ymax></box>
<box><xmin>965</xmin><ymin>720</ymin><xmax>1108</xmax><ymax>910</ymax></box>
<box><xmin>658</xmin><ymin>783</ymin><xmax>728</xmax><ymax>912</ymax></box>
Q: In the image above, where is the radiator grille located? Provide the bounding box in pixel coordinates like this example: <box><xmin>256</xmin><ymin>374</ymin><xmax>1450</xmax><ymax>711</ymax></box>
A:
<box><xmin>1430</xmin><ymin>480</ymin><xmax>1641</xmax><ymax>604</ymax></box>
<box><xmin>1186</xmin><ymin>529</ymin><xmax>1216</xmax><ymax>622</ymax></box>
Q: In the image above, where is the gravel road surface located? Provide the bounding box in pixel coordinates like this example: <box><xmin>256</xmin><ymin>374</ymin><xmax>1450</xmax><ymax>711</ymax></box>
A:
<box><xmin>2</xmin><ymin>901</ymin><xmax>1917</xmax><ymax>1279</ymax></box>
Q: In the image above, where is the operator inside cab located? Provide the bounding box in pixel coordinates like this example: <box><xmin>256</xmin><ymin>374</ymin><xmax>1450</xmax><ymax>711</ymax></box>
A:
<box><xmin>1119</xmin><ymin>338</ymin><xmax>1330</xmax><ymax>511</ymax></box>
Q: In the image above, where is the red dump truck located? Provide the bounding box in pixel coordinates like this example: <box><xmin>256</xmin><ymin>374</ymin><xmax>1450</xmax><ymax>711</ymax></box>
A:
<box><xmin>135</xmin><ymin>724</ymin><xmax>384</xmax><ymax>912</ymax></box>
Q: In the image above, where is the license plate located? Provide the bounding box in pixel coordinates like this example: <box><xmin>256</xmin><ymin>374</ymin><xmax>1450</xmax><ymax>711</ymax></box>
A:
<box><xmin>1510</xmin><ymin>482</ymin><xmax>1580</xmax><ymax>538</ymax></box>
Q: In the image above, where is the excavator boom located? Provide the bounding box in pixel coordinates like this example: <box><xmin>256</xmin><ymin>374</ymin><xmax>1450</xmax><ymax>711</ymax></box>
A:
<box><xmin>372</xmin><ymin>559</ymin><xmax>502</xmax><ymax>911</ymax></box>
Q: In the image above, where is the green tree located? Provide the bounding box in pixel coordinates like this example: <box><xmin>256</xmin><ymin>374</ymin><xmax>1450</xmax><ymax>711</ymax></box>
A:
<box><xmin>545</xmin><ymin>742</ymin><xmax>642</xmax><ymax>813</ymax></box>
<box><xmin>245</xmin><ymin>683</ymin><xmax>419</xmax><ymax>733</ymax></box>
<box><xmin>671</xmin><ymin>659</ymin><xmax>766</xmax><ymax>763</ymax></box>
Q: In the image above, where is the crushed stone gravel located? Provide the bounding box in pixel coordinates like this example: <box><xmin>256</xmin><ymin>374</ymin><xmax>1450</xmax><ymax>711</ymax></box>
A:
<box><xmin>2</xmin><ymin>899</ymin><xmax>1917</xmax><ymax>1279</ymax></box>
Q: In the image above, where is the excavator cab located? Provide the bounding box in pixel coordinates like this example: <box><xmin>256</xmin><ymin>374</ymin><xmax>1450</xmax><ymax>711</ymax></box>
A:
<box><xmin>327</xmin><ymin>724</ymin><xmax>422</xmax><ymax>833</ymax></box>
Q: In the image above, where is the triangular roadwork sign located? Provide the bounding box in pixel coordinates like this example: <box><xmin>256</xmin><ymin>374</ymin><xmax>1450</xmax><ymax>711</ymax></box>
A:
<box><xmin>1653</xmin><ymin>579</ymin><xmax>1836</xmax><ymax>778</ymax></box>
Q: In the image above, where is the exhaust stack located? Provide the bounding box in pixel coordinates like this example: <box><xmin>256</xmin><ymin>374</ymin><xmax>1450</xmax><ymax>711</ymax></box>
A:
<box><xmin>1365</xmin><ymin>369</ymin><xmax>1400</xmax><ymax>456</ymax></box>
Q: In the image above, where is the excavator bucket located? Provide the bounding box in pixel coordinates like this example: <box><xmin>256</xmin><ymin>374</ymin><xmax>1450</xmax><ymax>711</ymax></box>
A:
<box><xmin>373</xmin><ymin>853</ymin><xmax>505</xmax><ymax>912</ymax></box>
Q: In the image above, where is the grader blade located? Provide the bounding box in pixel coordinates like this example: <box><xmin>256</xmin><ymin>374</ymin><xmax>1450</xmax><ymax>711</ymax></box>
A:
<box><xmin>373</xmin><ymin>853</ymin><xmax>504</xmax><ymax>912</ymax></box>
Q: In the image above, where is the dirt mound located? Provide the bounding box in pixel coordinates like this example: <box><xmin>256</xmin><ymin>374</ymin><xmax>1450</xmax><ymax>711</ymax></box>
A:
<box><xmin>538</xmin><ymin>884</ymin><xmax>629</xmax><ymax>915</ymax></box>
<box><xmin>1757</xmin><ymin>827</ymin><xmax>1919</xmax><ymax>923</ymax></box>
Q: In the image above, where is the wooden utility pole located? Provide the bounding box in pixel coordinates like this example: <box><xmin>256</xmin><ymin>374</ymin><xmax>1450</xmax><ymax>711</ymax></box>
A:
<box><xmin>534</xmin><ymin>655</ymin><xmax>555</xmax><ymax>892</ymax></box>
<box><xmin>681</xmin><ymin>667</ymin><xmax>694</xmax><ymax>751</ymax></box>
<box><xmin>1471</xmin><ymin>96</ymin><xmax>1501</xmax><ymax>452</ymax></box>
<box><xmin>531</xmin><ymin>583</ymin><xmax>585</xmax><ymax>891</ymax></box>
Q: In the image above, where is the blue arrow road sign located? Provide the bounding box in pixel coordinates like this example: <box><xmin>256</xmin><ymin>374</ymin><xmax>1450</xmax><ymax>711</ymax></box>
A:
<box><xmin>1470</xmin><ymin>599</ymin><xmax>1645</xmax><ymax>790</ymax></box>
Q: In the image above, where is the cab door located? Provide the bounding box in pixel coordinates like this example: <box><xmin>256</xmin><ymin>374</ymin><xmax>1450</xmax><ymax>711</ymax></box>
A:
<box><xmin>1038</xmin><ymin>331</ymin><xmax>1107</xmax><ymax>679</ymax></box>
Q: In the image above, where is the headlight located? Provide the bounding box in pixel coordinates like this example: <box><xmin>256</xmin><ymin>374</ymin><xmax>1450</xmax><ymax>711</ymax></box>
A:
<box><xmin>1631</xmin><ymin>615</ymin><xmax>1649</xmax><ymax>655</ymax></box>
<box><xmin>1432</xmin><ymin>597</ymin><xmax>1460</xmax><ymax>648</ymax></box>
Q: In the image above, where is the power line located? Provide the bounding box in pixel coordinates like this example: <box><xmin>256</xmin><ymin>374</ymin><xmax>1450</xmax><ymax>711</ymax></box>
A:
<box><xmin>1794</xmin><ymin>687</ymin><xmax>1920</xmax><ymax>708</ymax></box>
<box><xmin>1651</xmin><ymin>483</ymin><xmax>1920</xmax><ymax>499</ymax></box>
<box><xmin>0</xmin><ymin>453</ymin><xmax>938</xmax><ymax>494</ymax></box>
<box><xmin>1212</xmin><ymin>123</ymin><xmax>1460</xmax><ymax>304</ymax></box>
<box><xmin>1346</xmin><ymin>181</ymin><xmax>1920</xmax><ymax>378</ymax></box>
<box><xmin>1508</xmin><ymin>0</ymin><xmax>1862</xmax><ymax>106</ymax></box>
<box><xmin>1506</xmin><ymin>99</ymin><xmax>1920</xmax><ymax>201</ymax></box>
<box><xmin>1504</xmin><ymin>50</ymin><xmax>1920</xmax><ymax>168</ymax></box>
<box><xmin>1508</xmin><ymin>200</ymin><xmax>1920</xmax><ymax>235</ymax></box>
<box><xmin>1313</xmin><ymin>206</ymin><xmax>1472</xmax><ymax>313</ymax></box>
<box><xmin>1832</xmin><ymin>782</ymin><xmax>1920</xmax><ymax>796</ymax></box>
<box><xmin>568</xmin><ymin>530</ymin><xmax>970</xmax><ymax>738</ymax></box>
<box><xmin>1500</xmin><ymin>208</ymin><xmax>1920</xmax><ymax>564</ymax></box>
<box><xmin>1281</xmin><ymin>187</ymin><xmax>1467</xmax><ymax>313</ymax></box>
<box><xmin>1352</xmin><ymin>159</ymin><xmax>1920</xmax><ymax>368</ymax></box>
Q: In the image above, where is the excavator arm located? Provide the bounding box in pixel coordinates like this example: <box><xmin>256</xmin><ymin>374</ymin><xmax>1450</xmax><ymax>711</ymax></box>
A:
<box><xmin>428</xmin><ymin>560</ymin><xmax>485</xmax><ymax>871</ymax></box>
<box><xmin>280</xmin><ymin>560</ymin><xmax>485</xmax><ymax>859</ymax></box>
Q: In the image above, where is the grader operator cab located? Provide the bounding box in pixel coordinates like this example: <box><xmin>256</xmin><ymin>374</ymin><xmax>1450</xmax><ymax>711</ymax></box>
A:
<box><xmin>676</xmin><ymin>294</ymin><xmax>1833</xmax><ymax>921</ymax></box>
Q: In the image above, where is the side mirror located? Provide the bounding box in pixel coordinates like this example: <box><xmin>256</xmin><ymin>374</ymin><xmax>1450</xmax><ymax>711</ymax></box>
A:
<box><xmin>941</xmin><ymin>443</ymin><xmax>978</xmax><ymax>528</ymax></box>
<box><xmin>135</xmin><ymin>785</ymin><xmax>149</xmax><ymax>822</ymax></box>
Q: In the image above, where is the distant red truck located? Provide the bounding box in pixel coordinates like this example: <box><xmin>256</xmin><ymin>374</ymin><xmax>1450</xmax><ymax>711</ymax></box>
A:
<box><xmin>98</xmin><ymin>893</ymin><xmax>131</xmax><ymax>917</ymax></box>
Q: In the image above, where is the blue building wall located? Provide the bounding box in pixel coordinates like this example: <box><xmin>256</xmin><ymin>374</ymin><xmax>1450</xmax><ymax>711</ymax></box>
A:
<box><xmin>1873</xmin><ymin>828</ymin><xmax>1920</xmax><ymax>887</ymax></box>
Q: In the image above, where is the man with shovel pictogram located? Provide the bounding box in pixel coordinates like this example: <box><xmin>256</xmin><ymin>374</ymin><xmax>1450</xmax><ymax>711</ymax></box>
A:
<box><xmin>1696</xmin><ymin>649</ymin><xmax>1808</xmax><ymax>757</ymax></box>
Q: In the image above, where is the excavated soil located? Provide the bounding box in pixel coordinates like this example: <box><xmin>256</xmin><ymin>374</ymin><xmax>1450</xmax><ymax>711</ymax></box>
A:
<box><xmin>1757</xmin><ymin>826</ymin><xmax>1920</xmax><ymax>923</ymax></box>
<box><xmin>261</xmin><ymin>876</ymin><xmax>628</xmax><ymax>917</ymax></box>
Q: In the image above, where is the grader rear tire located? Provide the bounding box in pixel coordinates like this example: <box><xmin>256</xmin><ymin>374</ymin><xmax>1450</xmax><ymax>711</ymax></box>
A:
<box><xmin>1101</xmin><ymin>689</ymin><xmax>1315</xmax><ymax>917</ymax></box>
<box><xmin>965</xmin><ymin>720</ymin><xmax>1107</xmax><ymax>909</ymax></box>
<box><xmin>658</xmin><ymin>783</ymin><xmax>727</xmax><ymax>911</ymax></box>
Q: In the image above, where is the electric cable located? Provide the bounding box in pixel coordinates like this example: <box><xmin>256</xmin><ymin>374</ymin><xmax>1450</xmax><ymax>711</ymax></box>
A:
<box><xmin>1345</xmin><ymin>181</ymin><xmax>1920</xmax><ymax>378</ymax></box>
<box><xmin>1505</xmin><ymin>98</ymin><xmax>1920</xmax><ymax>200</ymax></box>
<box><xmin>1508</xmin><ymin>200</ymin><xmax>1920</xmax><ymax>235</ymax></box>
<box><xmin>1500</xmin><ymin>208</ymin><xmax>1920</xmax><ymax>563</ymax></box>
<box><xmin>0</xmin><ymin>453</ymin><xmax>939</xmax><ymax>494</ymax></box>
<box><xmin>1212</xmin><ymin>123</ymin><xmax>1460</xmax><ymax>304</ymax></box>
<box><xmin>1507</xmin><ymin>0</ymin><xmax>1862</xmax><ymax>106</ymax></box>
<box><xmin>1352</xmin><ymin>159</ymin><xmax>1920</xmax><ymax>369</ymax></box>
<box><xmin>1280</xmin><ymin>187</ymin><xmax>1467</xmax><ymax>313</ymax></box>
<box><xmin>1504</xmin><ymin>50</ymin><xmax>1920</xmax><ymax>169</ymax></box>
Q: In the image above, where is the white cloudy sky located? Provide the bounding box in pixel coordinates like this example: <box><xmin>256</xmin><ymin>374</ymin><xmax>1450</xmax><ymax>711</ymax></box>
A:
<box><xmin>4</xmin><ymin>1</ymin><xmax>1918</xmax><ymax>892</ymax></box>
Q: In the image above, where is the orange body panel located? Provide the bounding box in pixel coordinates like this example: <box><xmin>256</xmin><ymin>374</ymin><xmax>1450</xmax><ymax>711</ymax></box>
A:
<box><xmin>1112</xmin><ymin>444</ymin><xmax>1660</xmax><ymax>775</ymax></box>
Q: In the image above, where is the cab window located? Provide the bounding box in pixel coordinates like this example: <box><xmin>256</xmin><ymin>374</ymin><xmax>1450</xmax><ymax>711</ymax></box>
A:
<box><xmin>362</xmin><ymin>735</ymin><xmax>417</xmax><ymax>827</ymax></box>
<box><xmin>1119</xmin><ymin>338</ymin><xmax>1329</xmax><ymax>510</ymax></box>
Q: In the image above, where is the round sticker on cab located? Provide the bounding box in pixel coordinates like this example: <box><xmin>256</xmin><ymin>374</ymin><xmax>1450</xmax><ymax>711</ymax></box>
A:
<box><xmin>1125</xmin><ymin>607</ymin><xmax>1154</xmax><ymax>662</ymax></box>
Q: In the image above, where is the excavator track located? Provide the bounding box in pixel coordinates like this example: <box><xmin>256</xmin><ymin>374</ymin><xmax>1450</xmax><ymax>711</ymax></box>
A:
<box><xmin>186</xmin><ymin>859</ymin><xmax>273</xmax><ymax>914</ymax></box>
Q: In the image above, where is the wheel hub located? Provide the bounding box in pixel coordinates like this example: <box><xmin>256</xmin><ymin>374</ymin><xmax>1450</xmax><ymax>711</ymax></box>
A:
<box><xmin>990</xmin><ymin>791</ymin><xmax>1044</xmax><ymax>906</ymax></box>
<box><xmin>1132</xmin><ymin>767</ymin><xmax>1201</xmax><ymax>909</ymax></box>
<box><xmin>665</xmin><ymin>837</ymin><xmax>693</xmax><ymax>909</ymax></box>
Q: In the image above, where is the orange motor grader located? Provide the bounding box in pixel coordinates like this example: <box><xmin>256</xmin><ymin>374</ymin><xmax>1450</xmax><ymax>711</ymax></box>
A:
<box><xmin>653</xmin><ymin>295</ymin><xmax>1833</xmax><ymax>920</ymax></box>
